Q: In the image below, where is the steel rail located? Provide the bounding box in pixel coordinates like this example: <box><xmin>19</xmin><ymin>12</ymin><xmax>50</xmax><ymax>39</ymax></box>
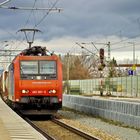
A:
<box><xmin>52</xmin><ymin>118</ymin><xmax>100</xmax><ymax>140</ymax></box>
<box><xmin>24</xmin><ymin>118</ymin><xmax>56</xmax><ymax>140</ymax></box>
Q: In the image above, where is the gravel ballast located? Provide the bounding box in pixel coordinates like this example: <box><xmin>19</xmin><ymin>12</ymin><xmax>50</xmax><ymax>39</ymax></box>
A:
<box><xmin>58</xmin><ymin>110</ymin><xmax>140</xmax><ymax>140</ymax></box>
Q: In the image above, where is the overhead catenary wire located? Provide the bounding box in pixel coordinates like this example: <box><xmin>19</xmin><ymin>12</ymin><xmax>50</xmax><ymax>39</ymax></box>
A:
<box><xmin>17</xmin><ymin>0</ymin><xmax>61</xmax><ymax>51</ymax></box>
<box><xmin>23</xmin><ymin>0</ymin><xmax>61</xmax><ymax>40</ymax></box>
<box><xmin>0</xmin><ymin>25</ymin><xmax>28</xmax><ymax>53</ymax></box>
<box><xmin>0</xmin><ymin>0</ymin><xmax>62</xmax><ymax>11</ymax></box>
<box><xmin>103</xmin><ymin>16</ymin><xmax>140</xmax><ymax>45</ymax></box>
<box><xmin>111</xmin><ymin>42</ymin><xmax>140</xmax><ymax>51</ymax></box>
<box><xmin>24</xmin><ymin>0</ymin><xmax>37</xmax><ymax>27</ymax></box>
<box><xmin>1</xmin><ymin>6</ymin><xmax>62</xmax><ymax>11</ymax></box>
<box><xmin>0</xmin><ymin>0</ymin><xmax>12</xmax><ymax>6</ymax></box>
<box><xmin>0</xmin><ymin>0</ymin><xmax>62</xmax><ymax>29</ymax></box>
<box><xmin>15</xmin><ymin>0</ymin><xmax>39</xmax><ymax>51</ymax></box>
<box><xmin>34</xmin><ymin>0</ymin><xmax>60</xmax><ymax>28</ymax></box>
<box><xmin>111</xmin><ymin>33</ymin><xmax>140</xmax><ymax>45</ymax></box>
<box><xmin>12</xmin><ymin>0</ymin><xmax>61</xmax><ymax>51</ymax></box>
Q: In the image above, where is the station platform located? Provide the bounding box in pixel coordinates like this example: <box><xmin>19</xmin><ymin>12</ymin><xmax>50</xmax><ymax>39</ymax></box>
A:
<box><xmin>0</xmin><ymin>98</ymin><xmax>47</xmax><ymax>140</ymax></box>
<box><xmin>92</xmin><ymin>95</ymin><xmax>140</xmax><ymax>103</ymax></box>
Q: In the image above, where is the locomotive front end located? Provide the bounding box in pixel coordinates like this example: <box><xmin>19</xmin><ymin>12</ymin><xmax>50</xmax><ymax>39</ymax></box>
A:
<box><xmin>11</xmin><ymin>55</ymin><xmax>62</xmax><ymax>114</ymax></box>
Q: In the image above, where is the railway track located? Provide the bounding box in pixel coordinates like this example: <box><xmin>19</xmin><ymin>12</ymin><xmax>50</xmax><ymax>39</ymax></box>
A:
<box><xmin>26</xmin><ymin>117</ymin><xmax>100</xmax><ymax>140</ymax></box>
<box><xmin>25</xmin><ymin>117</ymin><xmax>55</xmax><ymax>140</ymax></box>
<box><xmin>51</xmin><ymin>118</ymin><xmax>100</xmax><ymax>140</ymax></box>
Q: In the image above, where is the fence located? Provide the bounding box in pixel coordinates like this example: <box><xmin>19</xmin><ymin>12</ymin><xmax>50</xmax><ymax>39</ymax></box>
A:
<box><xmin>64</xmin><ymin>76</ymin><xmax>140</xmax><ymax>97</ymax></box>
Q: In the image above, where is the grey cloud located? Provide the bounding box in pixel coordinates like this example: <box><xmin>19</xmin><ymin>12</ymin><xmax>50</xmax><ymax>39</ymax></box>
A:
<box><xmin>0</xmin><ymin>0</ymin><xmax>140</xmax><ymax>41</ymax></box>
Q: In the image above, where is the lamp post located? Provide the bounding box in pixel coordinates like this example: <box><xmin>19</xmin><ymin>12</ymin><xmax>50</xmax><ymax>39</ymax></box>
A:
<box><xmin>133</xmin><ymin>43</ymin><xmax>135</xmax><ymax>68</ymax></box>
<box><xmin>128</xmin><ymin>42</ymin><xmax>136</xmax><ymax>73</ymax></box>
<box><xmin>128</xmin><ymin>42</ymin><xmax>136</xmax><ymax>97</ymax></box>
<box><xmin>66</xmin><ymin>53</ymin><xmax>70</xmax><ymax>94</ymax></box>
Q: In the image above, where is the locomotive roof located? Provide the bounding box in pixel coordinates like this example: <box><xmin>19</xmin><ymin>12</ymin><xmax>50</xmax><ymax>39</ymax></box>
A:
<box><xmin>20</xmin><ymin>46</ymin><xmax>53</xmax><ymax>56</ymax></box>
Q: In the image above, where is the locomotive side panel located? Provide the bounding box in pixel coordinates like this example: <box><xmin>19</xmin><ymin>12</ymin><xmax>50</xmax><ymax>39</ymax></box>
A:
<box><xmin>7</xmin><ymin>64</ymin><xmax>15</xmax><ymax>101</ymax></box>
<box><xmin>57</xmin><ymin>58</ymin><xmax>63</xmax><ymax>105</ymax></box>
<box><xmin>0</xmin><ymin>71</ymin><xmax>8</xmax><ymax>101</ymax></box>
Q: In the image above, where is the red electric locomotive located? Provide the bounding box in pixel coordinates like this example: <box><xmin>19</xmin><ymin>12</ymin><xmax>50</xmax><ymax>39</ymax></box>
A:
<box><xmin>1</xmin><ymin>46</ymin><xmax>62</xmax><ymax>115</ymax></box>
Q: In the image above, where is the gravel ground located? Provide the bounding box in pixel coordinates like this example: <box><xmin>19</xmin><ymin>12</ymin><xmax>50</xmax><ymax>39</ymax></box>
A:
<box><xmin>58</xmin><ymin>110</ymin><xmax>140</xmax><ymax>140</ymax></box>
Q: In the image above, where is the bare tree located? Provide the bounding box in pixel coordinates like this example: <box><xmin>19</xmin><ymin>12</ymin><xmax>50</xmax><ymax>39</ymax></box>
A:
<box><xmin>62</xmin><ymin>54</ymin><xmax>93</xmax><ymax>80</ymax></box>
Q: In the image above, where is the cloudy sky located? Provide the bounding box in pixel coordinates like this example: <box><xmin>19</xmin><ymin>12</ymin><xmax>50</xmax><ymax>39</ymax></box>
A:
<box><xmin>0</xmin><ymin>0</ymin><xmax>140</xmax><ymax>62</ymax></box>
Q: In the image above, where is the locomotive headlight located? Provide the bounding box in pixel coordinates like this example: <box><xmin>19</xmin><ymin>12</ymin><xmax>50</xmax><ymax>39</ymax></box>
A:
<box><xmin>22</xmin><ymin>90</ymin><xmax>26</xmax><ymax>93</ymax></box>
<box><xmin>22</xmin><ymin>90</ymin><xmax>29</xmax><ymax>94</ymax></box>
<box><xmin>52</xmin><ymin>90</ymin><xmax>56</xmax><ymax>94</ymax></box>
<box><xmin>49</xmin><ymin>89</ymin><xmax>56</xmax><ymax>94</ymax></box>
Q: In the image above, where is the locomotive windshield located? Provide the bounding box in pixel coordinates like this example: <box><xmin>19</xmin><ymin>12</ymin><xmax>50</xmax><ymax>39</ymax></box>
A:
<box><xmin>20</xmin><ymin>60</ymin><xmax>57</xmax><ymax>80</ymax></box>
<box><xmin>20</xmin><ymin>61</ymin><xmax>38</xmax><ymax>74</ymax></box>
<box><xmin>40</xmin><ymin>61</ymin><xmax>56</xmax><ymax>74</ymax></box>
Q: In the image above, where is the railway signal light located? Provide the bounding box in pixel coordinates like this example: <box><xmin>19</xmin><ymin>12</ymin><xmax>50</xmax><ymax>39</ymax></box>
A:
<box><xmin>99</xmin><ymin>48</ymin><xmax>104</xmax><ymax>59</ymax></box>
<box><xmin>98</xmin><ymin>48</ymin><xmax>105</xmax><ymax>71</ymax></box>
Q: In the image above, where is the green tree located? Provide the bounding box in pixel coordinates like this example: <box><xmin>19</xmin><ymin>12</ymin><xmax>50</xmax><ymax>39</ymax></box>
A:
<box><xmin>108</xmin><ymin>57</ymin><xmax>118</xmax><ymax>77</ymax></box>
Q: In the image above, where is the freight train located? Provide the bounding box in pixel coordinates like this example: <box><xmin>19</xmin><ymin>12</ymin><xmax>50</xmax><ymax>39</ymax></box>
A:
<box><xmin>0</xmin><ymin>46</ymin><xmax>62</xmax><ymax>115</ymax></box>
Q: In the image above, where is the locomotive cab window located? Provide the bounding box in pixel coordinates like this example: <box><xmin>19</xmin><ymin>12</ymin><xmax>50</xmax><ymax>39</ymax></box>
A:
<box><xmin>20</xmin><ymin>60</ymin><xmax>57</xmax><ymax>80</ymax></box>
<box><xmin>40</xmin><ymin>61</ymin><xmax>56</xmax><ymax>74</ymax></box>
<box><xmin>20</xmin><ymin>61</ymin><xmax>38</xmax><ymax>74</ymax></box>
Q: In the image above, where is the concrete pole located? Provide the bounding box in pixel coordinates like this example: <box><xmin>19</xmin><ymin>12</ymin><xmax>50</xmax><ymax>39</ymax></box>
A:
<box><xmin>66</xmin><ymin>53</ymin><xmax>70</xmax><ymax>94</ymax></box>
<box><xmin>133</xmin><ymin>43</ymin><xmax>135</xmax><ymax>67</ymax></box>
<box><xmin>107</xmin><ymin>42</ymin><xmax>111</xmax><ymax>62</ymax></box>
